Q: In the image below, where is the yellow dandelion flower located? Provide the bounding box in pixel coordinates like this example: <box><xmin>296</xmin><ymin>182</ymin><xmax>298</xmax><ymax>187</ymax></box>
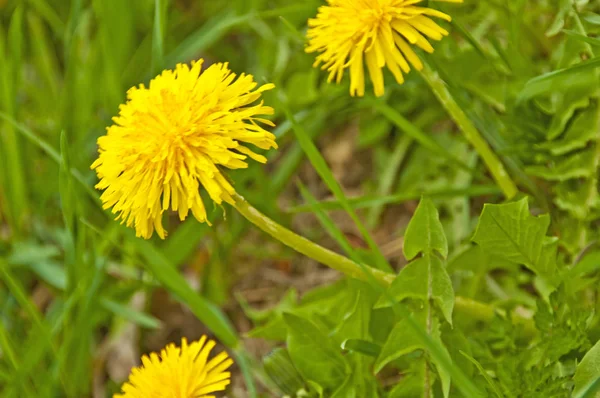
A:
<box><xmin>91</xmin><ymin>60</ymin><xmax>277</xmax><ymax>239</ymax></box>
<box><xmin>114</xmin><ymin>336</ymin><xmax>234</xmax><ymax>398</ymax></box>
<box><xmin>306</xmin><ymin>0</ymin><xmax>463</xmax><ymax>97</ymax></box>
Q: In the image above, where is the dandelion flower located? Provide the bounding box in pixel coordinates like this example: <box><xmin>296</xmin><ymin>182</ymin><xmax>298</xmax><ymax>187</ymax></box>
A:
<box><xmin>306</xmin><ymin>0</ymin><xmax>463</xmax><ymax>97</ymax></box>
<box><xmin>92</xmin><ymin>60</ymin><xmax>277</xmax><ymax>239</ymax></box>
<box><xmin>114</xmin><ymin>336</ymin><xmax>233</xmax><ymax>398</ymax></box>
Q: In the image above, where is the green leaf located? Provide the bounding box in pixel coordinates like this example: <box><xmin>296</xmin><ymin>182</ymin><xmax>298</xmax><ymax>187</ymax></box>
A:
<box><xmin>370</xmin><ymin>100</ymin><xmax>474</xmax><ymax>173</ymax></box>
<box><xmin>388</xmin><ymin>360</ymin><xmax>427</xmax><ymax>398</ymax></box>
<box><xmin>376</xmin><ymin>313</ymin><xmax>452</xmax><ymax>397</ymax></box>
<box><xmin>99</xmin><ymin>298</ymin><xmax>161</xmax><ymax>329</ymax></box>
<box><xmin>517</xmin><ymin>56</ymin><xmax>600</xmax><ymax>102</ymax></box>
<box><xmin>543</xmin><ymin>103</ymin><xmax>599</xmax><ymax>153</ymax></box>
<box><xmin>334</xmin><ymin>290</ymin><xmax>371</xmax><ymax>341</ymax></box>
<box><xmin>563</xmin><ymin>30</ymin><xmax>600</xmax><ymax>47</ymax></box>
<box><xmin>555</xmin><ymin>178</ymin><xmax>599</xmax><ymax>219</ymax></box>
<box><xmin>546</xmin><ymin>92</ymin><xmax>591</xmax><ymax>140</ymax></box>
<box><xmin>284</xmin><ymin>313</ymin><xmax>349</xmax><ymax>389</ymax></box>
<box><xmin>376</xmin><ymin>255</ymin><xmax>454</xmax><ymax>325</ymax></box>
<box><xmin>263</xmin><ymin>348</ymin><xmax>306</xmax><ymax>396</ymax></box>
<box><xmin>472</xmin><ymin>198</ymin><xmax>556</xmax><ymax>279</ymax></box>
<box><xmin>342</xmin><ymin>339</ymin><xmax>382</xmax><ymax>358</ymax></box>
<box><xmin>545</xmin><ymin>0</ymin><xmax>571</xmax><ymax>37</ymax></box>
<box><xmin>574</xmin><ymin>340</ymin><xmax>600</xmax><ymax>397</ymax></box>
<box><xmin>527</xmin><ymin>149</ymin><xmax>597</xmax><ymax>181</ymax></box>
<box><xmin>375</xmin><ymin>317</ymin><xmax>425</xmax><ymax>373</ymax></box>
<box><xmin>459</xmin><ymin>351</ymin><xmax>504</xmax><ymax>398</ymax></box>
<box><xmin>331</xmin><ymin>374</ymin><xmax>357</xmax><ymax>398</ymax></box>
<box><xmin>404</xmin><ymin>197</ymin><xmax>448</xmax><ymax>260</ymax></box>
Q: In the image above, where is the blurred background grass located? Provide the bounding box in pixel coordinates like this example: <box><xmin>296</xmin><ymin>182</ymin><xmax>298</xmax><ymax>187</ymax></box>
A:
<box><xmin>1</xmin><ymin>0</ymin><xmax>600</xmax><ymax>396</ymax></box>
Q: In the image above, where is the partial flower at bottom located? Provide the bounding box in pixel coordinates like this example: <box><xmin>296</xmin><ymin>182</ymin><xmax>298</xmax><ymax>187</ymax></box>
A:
<box><xmin>114</xmin><ymin>336</ymin><xmax>233</xmax><ymax>398</ymax></box>
<box><xmin>306</xmin><ymin>0</ymin><xmax>463</xmax><ymax>97</ymax></box>
<box><xmin>91</xmin><ymin>59</ymin><xmax>277</xmax><ymax>239</ymax></box>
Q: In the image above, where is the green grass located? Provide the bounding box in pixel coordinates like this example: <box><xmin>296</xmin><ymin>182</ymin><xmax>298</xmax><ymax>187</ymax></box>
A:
<box><xmin>2</xmin><ymin>0</ymin><xmax>600</xmax><ymax>397</ymax></box>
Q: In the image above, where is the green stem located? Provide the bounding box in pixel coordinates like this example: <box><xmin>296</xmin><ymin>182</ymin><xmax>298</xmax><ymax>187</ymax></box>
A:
<box><xmin>419</xmin><ymin>63</ymin><xmax>519</xmax><ymax>199</ymax></box>
<box><xmin>232</xmin><ymin>193</ymin><xmax>395</xmax><ymax>287</ymax></box>
<box><xmin>232</xmin><ymin>194</ymin><xmax>535</xmax><ymax>334</ymax></box>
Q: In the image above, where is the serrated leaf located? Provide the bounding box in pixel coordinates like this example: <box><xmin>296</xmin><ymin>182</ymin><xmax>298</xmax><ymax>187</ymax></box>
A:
<box><xmin>376</xmin><ymin>255</ymin><xmax>454</xmax><ymax>324</ymax></box>
<box><xmin>284</xmin><ymin>313</ymin><xmax>349</xmax><ymax>389</ymax></box>
<box><xmin>472</xmin><ymin>198</ymin><xmax>556</xmax><ymax>280</ymax></box>
<box><xmin>574</xmin><ymin>340</ymin><xmax>600</xmax><ymax>397</ymax></box>
<box><xmin>542</xmin><ymin>105</ymin><xmax>599</xmax><ymax>155</ymax></box>
<box><xmin>527</xmin><ymin>149</ymin><xmax>597</xmax><ymax>182</ymax></box>
<box><xmin>555</xmin><ymin>178</ymin><xmax>599</xmax><ymax>219</ymax></box>
<box><xmin>404</xmin><ymin>197</ymin><xmax>448</xmax><ymax>260</ymax></box>
<box><xmin>546</xmin><ymin>92</ymin><xmax>591</xmax><ymax>140</ymax></box>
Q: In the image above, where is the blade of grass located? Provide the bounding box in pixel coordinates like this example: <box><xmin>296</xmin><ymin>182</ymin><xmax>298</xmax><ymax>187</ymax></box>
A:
<box><xmin>0</xmin><ymin>19</ymin><xmax>28</xmax><ymax>236</ymax></box>
<box><xmin>0</xmin><ymin>113</ymin><xmax>99</xmax><ymax>205</ymax></box>
<box><xmin>99</xmin><ymin>298</ymin><xmax>162</xmax><ymax>329</ymax></box>
<box><xmin>367</xmin><ymin>99</ymin><xmax>476</xmax><ymax>174</ymax></box>
<box><xmin>130</xmin><ymin>239</ymin><xmax>238</xmax><ymax>344</ymax></box>
<box><xmin>279</xmin><ymin>99</ymin><xmax>392</xmax><ymax>272</ymax></box>
<box><xmin>562</xmin><ymin>30</ymin><xmax>600</xmax><ymax>47</ymax></box>
<box><xmin>164</xmin><ymin>12</ymin><xmax>250</xmax><ymax>67</ymax></box>
<box><xmin>0</xmin><ymin>324</ymin><xmax>37</xmax><ymax>396</ymax></box>
<box><xmin>26</xmin><ymin>0</ymin><xmax>65</xmax><ymax>37</ymax></box>
<box><xmin>297</xmin><ymin>181</ymin><xmax>364</xmax><ymax>265</ymax></box>
<box><xmin>0</xmin><ymin>258</ymin><xmax>65</xmax><ymax>391</ymax></box>
<box><xmin>151</xmin><ymin>0</ymin><xmax>165</xmax><ymax>75</ymax></box>
<box><xmin>366</xmin><ymin>134</ymin><xmax>413</xmax><ymax>227</ymax></box>
<box><xmin>419</xmin><ymin>62</ymin><xmax>519</xmax><ymax>199</ymax></box>
<box><xmin>575</xmin><ymin>378</ymin><xmax>600</xmax><ymax>398</ymax></box>
<box><xmin>287</xmin><ymin>185</ymin><xmax>501</xmax><ymax>213</ymax></box>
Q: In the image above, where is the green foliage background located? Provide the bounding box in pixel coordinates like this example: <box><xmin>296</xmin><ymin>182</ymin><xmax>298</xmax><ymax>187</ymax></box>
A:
<box><xmin>1</xmin><ymin>0</ymin><xmax>600</xmax><ymax>397</ymax></box>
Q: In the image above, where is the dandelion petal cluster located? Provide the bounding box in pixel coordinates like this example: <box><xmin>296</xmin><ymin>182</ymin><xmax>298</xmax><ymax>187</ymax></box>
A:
<box><xmin>114</xmin><ymin>336</ymin><xmax>233</xmax><ymax>398</ymax></box>
<box><xmin>92</xmin><ymin>60</ymin><xmax>277</xmax><ymax>239</ymax></box>
<box><xmin>306</xmin><ymin>0</ymin><xmax>462</xmax><ymax>97</ymax></box>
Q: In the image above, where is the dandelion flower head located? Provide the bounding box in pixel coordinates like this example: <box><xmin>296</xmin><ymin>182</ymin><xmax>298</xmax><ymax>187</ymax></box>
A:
<box><xmin>92</xmin><ymin>60</ymin><xmax>277</xmax><ymax>239</ymax></box>
<box><xmin>114</xmin><ymin>336</ymin><xmax>233</xmax><ymax>398</ymax></box>
<box><xmin>306</xmin><ymin>0</ymin><xmax>463</xmax><ymax>97</ymax></box>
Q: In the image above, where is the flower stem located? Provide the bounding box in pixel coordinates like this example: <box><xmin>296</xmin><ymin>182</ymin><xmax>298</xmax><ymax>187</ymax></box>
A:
<box><xmin>419</xmin><ymin>63</ymin><xmax>519</xmax><ymax>199</ymax></box>
<box><xmin>233</xmin><ymin>193</ymin><xmax>535</xmax><ymax>334</ymax></box>
<box><xmin>232</xmin><ymin>193</ymin><xmax>395</xmax><ymax>286</ymax></box>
